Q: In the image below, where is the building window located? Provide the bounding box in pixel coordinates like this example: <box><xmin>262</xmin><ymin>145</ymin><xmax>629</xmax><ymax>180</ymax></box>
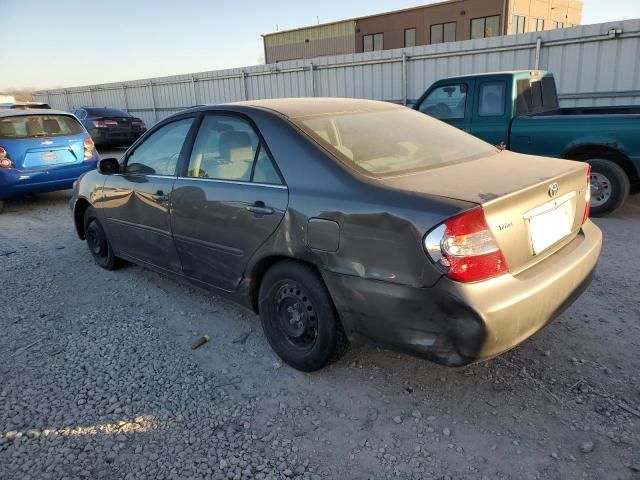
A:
<box><xmin>364</xmin><ymin>33</ymin><xmax>384</xmax><ymax>52</ymax></box>
<box><xmin>431</xmin><ymin>22</ymin><xmax>456</xmax><ymax>44</ymax></box>
<box><xmin>534</xmin><ymin>18</ymin><xmax>544</xmax><ymax>32</ymax></box>
<box><xmin>554</xmin><ymin>21</ymin><xmax>565</xmax><ymax>29</ymax></box>
<box><xmin>471</xmin><ymin>15</ymin><xmax>501</xmax><ymax>39</ymax></box>
<box><xmin>511</xmin><ymin>15</ymin><xmax>526</xmax><ymax>34</ymax></box>
<box><xmin>405</xmin><ymin>28</ymin><xmax>416</xmax><ymax>47</ymax></box>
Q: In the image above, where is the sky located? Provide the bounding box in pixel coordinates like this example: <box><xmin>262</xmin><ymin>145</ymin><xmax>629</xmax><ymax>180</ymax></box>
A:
<box><xmin>1</xmin><ymin>0</ymin><xmax>639</xmax><ymax>91</ymax></box>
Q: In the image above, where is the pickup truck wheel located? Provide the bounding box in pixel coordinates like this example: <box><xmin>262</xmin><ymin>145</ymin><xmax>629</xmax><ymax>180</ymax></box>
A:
<box><xmin>259</xmin><ymin>261</ymin><xmax>349</xmax><ymax>372</ymax></box>
<box><xmin>588</xmin><ymin>159</ymin><xmax>630</xmax><ymax>217</ymax></box>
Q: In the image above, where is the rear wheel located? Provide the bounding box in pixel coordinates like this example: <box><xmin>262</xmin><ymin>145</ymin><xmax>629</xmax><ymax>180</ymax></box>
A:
<box><xmin>588</xmin><ymin>158</ymin><xmax>630</xmax><ymax>217</ymax></box>
<box><xmin>83</xmin><ymin>207</ymin><xmax>119</xmax><ymax>270</ymax></box>
<box><xmin>258</xmin><ymin>261</ymin><xmax>349</xmax><ymax>372</ymax></box>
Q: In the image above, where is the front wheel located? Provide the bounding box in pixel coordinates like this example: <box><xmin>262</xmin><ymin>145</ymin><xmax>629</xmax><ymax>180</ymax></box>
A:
<box><xmin>258</xmin><ymin>261</ymin><xmax>349</xmax><ymax>372</ymax></box>
<box><xmin>588</xmin><ymin>158</ymin><xmax>630</xmax><ymax>217</ymax></box>
<box><xmin>83</xmin><ymin>207</ymin><xmax>119</xmax><ymax>270</ymax></box>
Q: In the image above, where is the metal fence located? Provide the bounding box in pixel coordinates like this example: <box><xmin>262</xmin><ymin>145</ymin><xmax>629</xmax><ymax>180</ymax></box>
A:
<box><xmin>35</xmin><ymin>18</ymin><xmax>640</xmax><ymax>127</ymax></box>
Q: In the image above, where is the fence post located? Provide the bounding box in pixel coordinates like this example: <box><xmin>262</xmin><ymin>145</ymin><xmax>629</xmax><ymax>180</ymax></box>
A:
<box><xmin>535</xmin><ymin>37</ymin><xmax>542</xmax><ymax>70</ymax></box>
<box><xmin>150</xmin><ymin>82</ymin><xmax>158</xmax><ymax>123</ymax></box>
<box><xmin>64</xmin><ymin>89</ymin><xmax>71</xmax><ymax>110</ymax></box>
<box><xmin>89</xmin><ymin>87</ymin><xmax>96</xmax><ymax>107</ymax></box>
<box><xmin>242</xmin><ymin>71</ymin><xmax>249</xmax><ymax>101</ymax></box>
<box><xmin>191</xmin><ymin>77</ymin><xmax>198</xmax><ymax>105</ymax></box>
<box><xmin>402</xmin><ymin>52</ymin><xmax>408</xmax><ymax>105</ymax></box>
<box><xmin>122</xmin><ymin>85</ymin><xmax>129</xmax><ymax>112</ymax></box>
<box><xmin>309</xmin><ymin>63</ymin><xmax>315</xmax><ymax>97</ymax></box>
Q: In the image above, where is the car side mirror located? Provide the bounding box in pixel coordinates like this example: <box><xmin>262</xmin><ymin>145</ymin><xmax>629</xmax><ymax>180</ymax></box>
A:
<box><xmin>99</xmin><ymin>158</ymin><xmax>120</xmax><ymax>174</ymax></box>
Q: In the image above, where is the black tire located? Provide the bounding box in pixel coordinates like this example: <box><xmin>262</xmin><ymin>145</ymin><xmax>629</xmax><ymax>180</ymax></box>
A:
<box><xmin>83</xmin><ymin>207</ymin><xmax>119</xmax><ymax>270</ymax></box>
<box><xmin>258</xmin><ymin>261</ymin><xmax>349</xmax><ymax>372</ymax></box>
<box><xmin>588</xmin><ymin>158</ymin><xmax>630</xmax><ymax>217</ymax></box>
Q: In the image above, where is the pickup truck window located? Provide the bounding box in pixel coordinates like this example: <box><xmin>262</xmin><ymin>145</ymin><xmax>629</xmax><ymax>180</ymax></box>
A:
<box><xmin>516</xmin><ymin>77</ymin><xmax>559</xmax><ymax>115</ymax></box>
<box><xmin>417</xmin><ymin>84</ymin><xmax>467</xmax><ymax>120</ymax></box>
<box><xmin>478</xmin><ymin>82</ymin><xmax>506</xmax><ymax>117</ymax></box>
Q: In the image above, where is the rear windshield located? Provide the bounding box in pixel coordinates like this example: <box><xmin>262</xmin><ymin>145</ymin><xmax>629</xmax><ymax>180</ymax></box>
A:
<box><xmin>86</xmin><ymin>108</ymin><xmax>130</xmax><ymax>117</ymax></box>
<box><xmin>0</xmin><ymin>115</ymin><xmax>84</xmax><ymax>139</ymax></box>
<box><xmin>516</xmin><ymin>76</ymin><xmax>559</xmax><ymax>115</ymax></box>
<box><xmin>293</xmin><ymin>106</ymin><xmax>497</xmax><ymax>177</ymax></box>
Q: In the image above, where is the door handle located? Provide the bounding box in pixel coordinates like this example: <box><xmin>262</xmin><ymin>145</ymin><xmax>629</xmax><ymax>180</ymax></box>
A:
<box><xmin>152</xmin><ymin>190</ymin><xmax>170</xmax><ymax>202</ymax></box>
<box><xmin>246</xmin><ymin>201</ymin><xmax>274</xmax><ymax>216</ymax></box>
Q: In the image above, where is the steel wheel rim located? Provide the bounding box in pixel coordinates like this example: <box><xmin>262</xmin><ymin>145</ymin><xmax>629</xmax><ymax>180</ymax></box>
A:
<box><xmin>87</xmin><ymin>222</ymin><xmax>106</xmax><ymax>257</ymax></box>
<box><xmin>590</xmin><ymin>171</ymin><xmax>612</xmax><ymax>208</ymax></box>
<box><xmin>275</xmin><ymin>282</ymin><xmax>318</xmax><ymax>351</ymax></box>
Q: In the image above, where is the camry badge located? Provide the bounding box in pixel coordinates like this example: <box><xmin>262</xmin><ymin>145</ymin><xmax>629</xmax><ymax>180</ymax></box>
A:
<box><xmin>548</xmin><ymin>182</ymin><xmax>559</xmax><ymax>198</ymax></box>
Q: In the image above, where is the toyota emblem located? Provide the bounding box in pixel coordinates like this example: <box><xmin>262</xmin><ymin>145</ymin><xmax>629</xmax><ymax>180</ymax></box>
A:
<box><xmin>548</xmin><ymin>182</ymin><xmax>559</xmax><ymax>198</ymax></box>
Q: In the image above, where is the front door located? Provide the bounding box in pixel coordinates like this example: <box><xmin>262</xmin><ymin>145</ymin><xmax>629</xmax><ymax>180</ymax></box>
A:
<box><xmin>101</xmin><ymin>116</ymin><xmax>196</xmax><ymax>273</ymax></box>
<box><xmin>171</xmin><ymin>113</ymin><xmax>288</xmax><ymax>291</ymax></box>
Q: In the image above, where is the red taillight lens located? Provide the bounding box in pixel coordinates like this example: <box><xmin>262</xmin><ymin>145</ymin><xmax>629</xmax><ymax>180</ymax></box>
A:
<box><xmin>582</xmin><ymin>164</ymin><xmax>591</xmax><ymax>224</ymax></box>
<box><xmin>424</xmin><ymin>208</ymin><xmax>508</xmax><ymax>283</ymax></box>
<box><xmin>0</xmin><ymin>147</ymin><xmax>13</xmax><ymax>168</ymax></box>
<box><xmin>83</xmin><ymin>137</ymin><xmax>95</xmax><ymax>161</ymax></box>
<box><xmin>93</xmin><ymin>120</ymin><xmax>117</xmax><ymax>127</ymax></box>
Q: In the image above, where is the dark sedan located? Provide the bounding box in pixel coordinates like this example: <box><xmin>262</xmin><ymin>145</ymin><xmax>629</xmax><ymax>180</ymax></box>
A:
<box><xmin>73</xmin><ymin>107</ymin><xmax>146</xmax><ymax>147</ymax></box>
<box><xmin>70</xmin><ymin>98</ymin><xmax>602</xmax><ymax>372</ymax></box>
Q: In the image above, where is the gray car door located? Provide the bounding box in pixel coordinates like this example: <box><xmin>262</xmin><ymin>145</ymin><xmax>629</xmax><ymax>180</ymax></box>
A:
<box><xmin>101</xmin><ymin>116</ymin><xmax>196</xmax><ymax>273</ymax></box>
<box><xmin>170</xmin><ymin>113</ymin><xmax>288</xmax><ymax>292</ymax></box>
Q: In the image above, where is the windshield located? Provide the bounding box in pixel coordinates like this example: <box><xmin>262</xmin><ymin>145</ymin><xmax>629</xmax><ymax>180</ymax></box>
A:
<box><xmin>0</xmin><ymin>114</ymin><xmax>84</xmax><ymax>139</ymax></box>
<box><xmin>294</xmin><ymin>106</ymin><xmax>497</xmax><ymax>177</ymax></box>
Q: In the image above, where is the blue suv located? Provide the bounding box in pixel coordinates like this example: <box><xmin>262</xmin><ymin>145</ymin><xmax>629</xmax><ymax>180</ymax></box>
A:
<box><xmin>0</xmin><ymin>109</ymin><xmax>100</xmax><ymax>213</ymax></box>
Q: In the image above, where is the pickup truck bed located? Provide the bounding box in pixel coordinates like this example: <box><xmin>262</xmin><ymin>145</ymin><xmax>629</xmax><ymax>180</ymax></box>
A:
<box><xmin>415</xmin><ymin>70</ymin><xmax>640</xmax><ymax>216</ymax></box>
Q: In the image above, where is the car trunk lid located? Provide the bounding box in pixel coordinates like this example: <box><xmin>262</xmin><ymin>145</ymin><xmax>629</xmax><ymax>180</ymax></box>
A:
<box><xmin>380</xmin><ymin>150</ymin><xmax>590</xmax><ymax>274</ymax></box>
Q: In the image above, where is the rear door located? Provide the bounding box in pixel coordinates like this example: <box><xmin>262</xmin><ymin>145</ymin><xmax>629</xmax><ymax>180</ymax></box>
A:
<box><xmin>470</xmin><ymin>77</ymin><xmax>512</xmax><ymax>146</ymax></box>
<box><xmin>101</xmin><ymin>115</ymin><xmax>197</xmax><ymax>273</ymax></box>
<box><xmin>171</xmin><ymin>112</ymin><xmax>288</xmax><ymax>292</ymax></box>
<box><xmin>0</xmin><ymin>114</ymin><xmax>87</xmax><ymax>169</ymax></box>
<box><xmin>415</xmin><ymin>80</ymin><xmax>474</xmax><ymax>133</ymax></box>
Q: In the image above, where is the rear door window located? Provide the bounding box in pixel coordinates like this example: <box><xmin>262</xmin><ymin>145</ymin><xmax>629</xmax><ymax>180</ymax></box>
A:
<box><xmin>0</xmin><ymin>115</ymin><xmax>84</xmax><ymax>139</ymax></box>
<box><xmin>417</xmin><ymin>84</ymin><xmax>468</xmax><ymax>120</ymax></box>
<box><xmin>186</xmin><ymin>114</ymin><xmax>282</xmax><ymax>184</ymax></box>
<box><xmin>478</xmin><ymin>81</ymin><xmax>506</xmax><ymax>117</ymax></box>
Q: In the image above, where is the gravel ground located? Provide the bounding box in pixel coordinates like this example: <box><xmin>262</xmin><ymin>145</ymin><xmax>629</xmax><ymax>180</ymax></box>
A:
<box><xmin>1</xmin><ymin>159</ymin><xmax>639</xmax><ymax>479</ymax></box>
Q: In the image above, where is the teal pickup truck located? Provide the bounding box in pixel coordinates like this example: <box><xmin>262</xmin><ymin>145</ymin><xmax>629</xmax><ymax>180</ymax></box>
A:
<box><xmin>414</xmin><ymin>70</ymin><xmax>640</xmax><ymax>216</ymax></box>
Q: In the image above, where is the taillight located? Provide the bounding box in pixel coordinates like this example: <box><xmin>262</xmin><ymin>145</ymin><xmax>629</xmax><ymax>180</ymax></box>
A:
<box><xmin>92</xmin><ymin>120</ymin><xmax>117</xmax><ymax>128</ymax></box>
<box><xmin>132</xmin><ymin>120</ymin><xmax>145</xmax><ymax>128</ymax></box>
<box><xmin>424</xmin><ymin>208</ymin><xmax>508</xmax><ymax>283</ymax></box>
<box><xmin>0</xmin><ymin>147</ymin><xmax>13</xmax><ymax>168</ymax></box>
<box><xmin>83</xmin><ymin>137</ymin><xmax>95</xmax><ymax>161</ymax></box>
<box><xmin>582</xmin><ymin>164</ymin><xmax>591</xmax><ymax>224</ymax></box>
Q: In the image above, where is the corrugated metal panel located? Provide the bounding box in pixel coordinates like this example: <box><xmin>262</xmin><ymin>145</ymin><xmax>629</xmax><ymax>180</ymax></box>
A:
<box><xmin>264</xmin><ymin>21</ymin><xmax>357</xmax><ymax>47</ymax></box>
<box><xmin>35</xmin><ymin>19</ymin><xmax>640</xmax><ymax>124</ymax></box>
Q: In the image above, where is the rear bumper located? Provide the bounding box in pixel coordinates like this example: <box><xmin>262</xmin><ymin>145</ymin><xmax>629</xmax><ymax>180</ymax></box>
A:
<box><xmin>322</xmin><ymin>220</ymin><xmax>602</xmax><ymax>367</ymax></box>
<box><xmin>0</xmin><ymin>160</ymin><xmax>98</xmax><ymax>199</ymax></box>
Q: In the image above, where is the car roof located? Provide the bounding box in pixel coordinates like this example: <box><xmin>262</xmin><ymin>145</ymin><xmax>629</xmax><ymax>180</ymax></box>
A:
<box><xmin>226</xmin><ymin>97</ymin><xmax>402</xmax><ymax>119</ymax></box>
<box><xmin>0</xmin><ymin>108</ymin><xmax>73</xmax><ymax>118</ymax></box>
<box><xmin>436</xmin><ymin>70</ymin><xmax>552</xmax><ymax>80</ymax></box>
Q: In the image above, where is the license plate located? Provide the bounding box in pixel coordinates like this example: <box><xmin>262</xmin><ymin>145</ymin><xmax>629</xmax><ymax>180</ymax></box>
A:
<box><xmin>526</xmin><ymin>194</ymin><xmax>575</xmax><ymax>255</ymax></box>
<box><xmin>41</xmin><ymin>151</ymin><xmax>58</xmax><ymax>163</ymax></box>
